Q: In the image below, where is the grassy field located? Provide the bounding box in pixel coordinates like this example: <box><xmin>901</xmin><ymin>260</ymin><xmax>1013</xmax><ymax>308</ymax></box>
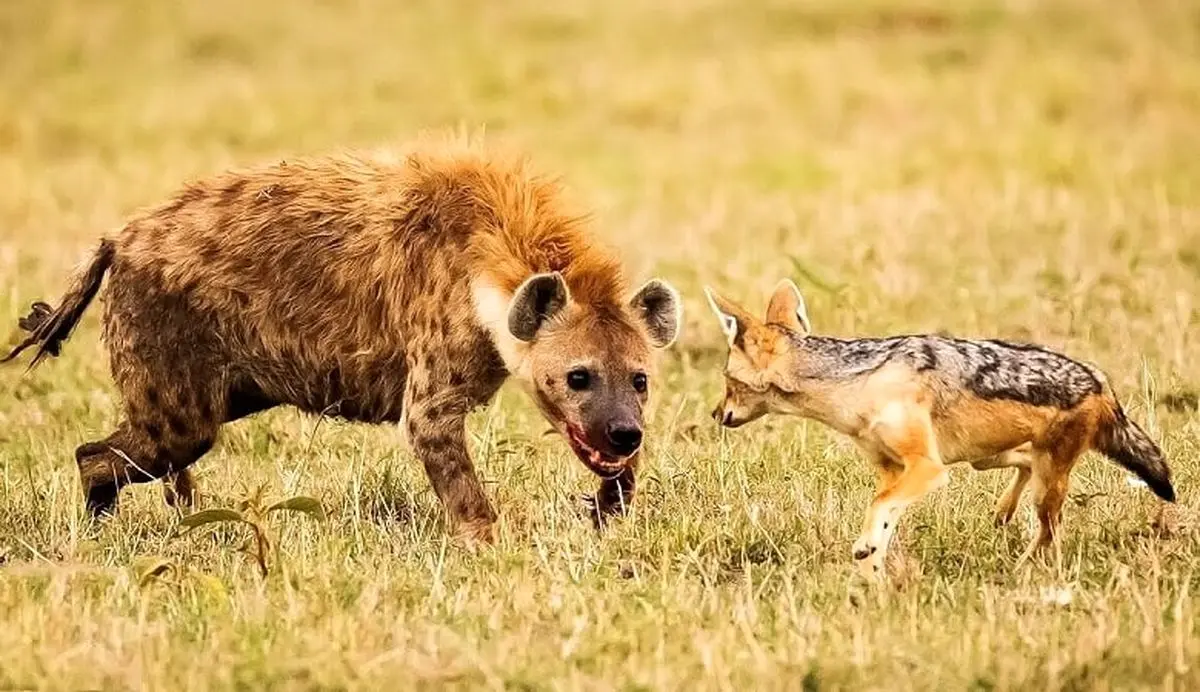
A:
<box><xmin>2</xmin><ymin>0</ymin><xmax>1199</xmax><ymax>688</ymax></box>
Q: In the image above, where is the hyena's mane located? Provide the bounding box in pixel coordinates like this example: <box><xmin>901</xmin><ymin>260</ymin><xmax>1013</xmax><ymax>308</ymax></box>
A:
<box><xmin>399</xmin><ymin>140</ymin><xmax>629</xmax><ymax>309</ymax></box>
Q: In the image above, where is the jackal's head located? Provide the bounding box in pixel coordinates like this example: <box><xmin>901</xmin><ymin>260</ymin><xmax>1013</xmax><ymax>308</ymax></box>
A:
<box><xmin>487</xmin><ymin>272</ymin><xmax>681</xmax><ymax>477</ymax></box>
<box><xmin>704</xmin><ymin>280</ymin><xmax>811</xmax><ymax>429</ymax></box>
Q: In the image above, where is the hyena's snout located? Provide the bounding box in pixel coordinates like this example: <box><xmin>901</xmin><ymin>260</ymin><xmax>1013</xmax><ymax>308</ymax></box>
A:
<box><xmin>605</xmin><ymin>420</ymin><xmax>643</xmax><ymax>456</ymax></box>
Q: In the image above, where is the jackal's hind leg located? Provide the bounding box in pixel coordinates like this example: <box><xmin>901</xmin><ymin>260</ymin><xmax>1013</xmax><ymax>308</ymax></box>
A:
<box><xmin>970</xmin><ymin>444</ymin><xmax>1036</xmax><ymax>526</ymax></box>
<box><xmin>1017</xmin><ymin>418</ymin><xmax>1090</xmax><ymax>567</ymax></box>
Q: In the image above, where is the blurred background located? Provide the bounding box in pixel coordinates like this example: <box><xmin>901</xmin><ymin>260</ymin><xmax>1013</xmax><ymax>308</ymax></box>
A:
<box><xmin>3</xmin><ymin>0</ymin><xmax>1197</xmax><ymax>389</ymax></box>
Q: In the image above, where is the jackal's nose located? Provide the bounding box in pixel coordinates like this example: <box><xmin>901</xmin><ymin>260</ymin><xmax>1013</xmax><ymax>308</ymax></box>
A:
<box><xmin>606</xmin><ymin>424</ymin><xmax>643</xmax><ymax>456</ymax></box>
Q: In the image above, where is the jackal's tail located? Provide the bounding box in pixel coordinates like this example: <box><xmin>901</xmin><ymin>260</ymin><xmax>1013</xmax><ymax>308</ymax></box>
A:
<box><xmin>1094</xmin><ymin>399</ymin><xmax>1175</xmax><ymax>502</ymax></box>
<box><xmin>2</xmin><ymin>239</ymin><xmax>115</xmax><ymax>370</ymax></box>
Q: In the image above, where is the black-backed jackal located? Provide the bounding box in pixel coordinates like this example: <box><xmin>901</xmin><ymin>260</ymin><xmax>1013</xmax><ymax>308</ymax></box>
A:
<box><xmin>705</xmin><ymin>280</ymin><xmax>1176</xmax><ymax>580</ymax></box>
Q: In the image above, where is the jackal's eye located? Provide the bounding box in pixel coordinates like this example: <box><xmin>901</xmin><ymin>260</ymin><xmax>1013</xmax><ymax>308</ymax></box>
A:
<box><xmin>566</xmin><ymin>369</ymin><xmax>591</xmax><ymax>391</ymax></box>
<box><xmin>632</xmin><ymin>372</ymin><xmax>648</xmax><ymax>394</ymax></box>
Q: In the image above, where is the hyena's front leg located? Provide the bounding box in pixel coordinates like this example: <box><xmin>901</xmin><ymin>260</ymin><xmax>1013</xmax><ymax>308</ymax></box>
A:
<box><xmin>403</xmin><ymin>383</ymin><xmax>497</xmax><ymax>546</ymax></box>
<box><xmin>588</xmin><ymin>452</ymin><xmax>639</xmax><ymax>530</ymax></box>
<box><xmin>854</xmin><ymin>404</ymin><xmax>950</xmax><ymax>580</ymax></box>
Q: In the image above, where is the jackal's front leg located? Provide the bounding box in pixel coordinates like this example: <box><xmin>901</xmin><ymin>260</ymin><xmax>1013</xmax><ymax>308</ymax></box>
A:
<box><xmin>404</xmin><ymin>384</ymin><xmax>496</xmax><ymax>546</ymax></box>
<box><xmin>854</xmin><ymin>404</ymin><xmax>950</xmax><ymax>580</ymax></box>
<box><xmin>853</xmin><ymin>457</ymin><xmax>903</xmax><ymax>578</ymax></box>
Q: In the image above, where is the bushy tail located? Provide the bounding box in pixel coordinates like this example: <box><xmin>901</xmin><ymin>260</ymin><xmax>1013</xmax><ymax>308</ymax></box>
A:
<box><xmin>1094</xmin><ymin>400</ymin><xmax>1175</xmax><ymax>502</ymax></box>
<box><xmin>2</xmin><ymin>239</ymin><xmax>114</xmax><ymax>369</ymax></box>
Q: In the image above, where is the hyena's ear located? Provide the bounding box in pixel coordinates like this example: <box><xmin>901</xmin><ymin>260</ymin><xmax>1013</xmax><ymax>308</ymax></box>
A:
<box><xmin>765</xmin><ymin>279</ymin><xmax>811</xmax><ymax>334</ymax></box>
<box><xmin>703</xmin><ymin>286</ymin><xmax>752</xmax><ymax>347</ymax></box>
<box><xmin>508</xmin><ymin>272</ymin><xmax>570</xmax><ymax>342</ymax></box>
<box><xmin>629</xmin><ymin>279</ymin><xmax>682</xmax><ymax>348</ymax></box>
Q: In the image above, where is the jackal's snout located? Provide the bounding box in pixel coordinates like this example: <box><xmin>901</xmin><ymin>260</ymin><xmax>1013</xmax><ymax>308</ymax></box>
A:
<box><xmin>711</xmin><ymin>399</ymin><xmax>748</xmax><ymax>428</ymax></box>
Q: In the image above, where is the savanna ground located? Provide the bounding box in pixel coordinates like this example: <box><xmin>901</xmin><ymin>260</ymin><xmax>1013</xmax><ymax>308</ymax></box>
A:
<box><xmin>1</xmin><ymin>0</ymin><xmax>1199</xmax><ymax>689</ymax></box>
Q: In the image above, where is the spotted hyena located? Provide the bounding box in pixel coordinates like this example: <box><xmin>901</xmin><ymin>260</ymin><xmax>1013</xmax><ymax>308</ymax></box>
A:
<box><xmin>5</xmin><ymin>138</ymin><xmax>682</xmax><ymax>543</ymax></box>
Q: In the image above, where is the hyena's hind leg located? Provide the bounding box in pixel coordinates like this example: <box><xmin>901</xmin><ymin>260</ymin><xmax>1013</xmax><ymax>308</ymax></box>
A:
<box><xmin>156</xmin><ymin>384</ymin><xmax>279</xmax><ymax>510</ymax></box>
<box><xmin>75</xmin><ymin>379</ymin><xmax>228</xmax><ymax>516</ymax></box>
<box><xmin>75</xmin><ymin>417</ymin><xmax>217</xmax><ymax>516</ymax></box>
<box><xmin>970</xmin><ymin>443</ymin><xmax>1037</xmax><ymax>526</ymax></box>
<box><xmin>162</xmin><ymin>470</ymin><xmax>197</xmax><ymax>508</ymax></box>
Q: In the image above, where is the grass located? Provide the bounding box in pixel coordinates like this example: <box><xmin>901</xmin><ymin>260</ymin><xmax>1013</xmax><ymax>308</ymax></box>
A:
<box><xmin>2</xmin><ymin>0</ymin><xmax>1199</xmax><ymax>688</ymax></box>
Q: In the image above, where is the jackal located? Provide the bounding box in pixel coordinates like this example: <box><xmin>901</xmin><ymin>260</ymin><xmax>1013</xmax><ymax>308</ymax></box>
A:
<box><xmin>4</xmin><ymin>136</ymin><xmax>682</xmax><ymax>543</ymax></box>
<box><xmin>705</xmin><ymin>280</ymin><xmax>1175</xmax><ymax>579</ymax></box>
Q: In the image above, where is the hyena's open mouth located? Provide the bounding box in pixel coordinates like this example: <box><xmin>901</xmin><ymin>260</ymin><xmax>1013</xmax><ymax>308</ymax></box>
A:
<box><xmin>565</xmin><ymin>424</ymin><xmax>627</xmax><ymax>478</ymax></box>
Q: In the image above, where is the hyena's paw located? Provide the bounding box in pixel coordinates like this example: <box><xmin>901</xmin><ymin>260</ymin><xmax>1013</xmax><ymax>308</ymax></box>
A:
<box><xmin>452</xmin><ymin>518</ymin><xmax>496</xmax><ymax>552</ymax></box>
<box><xmin>582</xmin><ymin>494</ymin><xmax>620</xmax><ymax>532</ymax></box>
<box><xmin>162</xmin><ymin>471</ymin><xmax>198</xmax><ymax>510</ymax></box>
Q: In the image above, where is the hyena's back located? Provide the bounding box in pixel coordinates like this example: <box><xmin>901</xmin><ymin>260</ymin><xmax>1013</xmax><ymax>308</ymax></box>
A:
<box><xmin>97</xmin><ymin>150</ymin><xmax>514</xmax><ymax>423</ymax></box>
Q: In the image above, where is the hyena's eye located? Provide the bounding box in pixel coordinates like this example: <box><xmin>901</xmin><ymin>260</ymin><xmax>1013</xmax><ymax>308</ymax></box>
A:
<box><xmin>566</xmin><ymin>368</ymin><xmax>591</xmax><ymax>391</ymax></box>
<box><xmin>632</xmin><ymin>372</ymin><xmax>648</xmax><ymax>394</ymax></box>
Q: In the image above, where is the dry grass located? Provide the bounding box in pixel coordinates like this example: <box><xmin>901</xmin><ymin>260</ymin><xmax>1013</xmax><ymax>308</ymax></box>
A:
<box><xmin>2</xmin><ymin>0</ymin><xmax>1200</xmax><ymax>689</ymax></box>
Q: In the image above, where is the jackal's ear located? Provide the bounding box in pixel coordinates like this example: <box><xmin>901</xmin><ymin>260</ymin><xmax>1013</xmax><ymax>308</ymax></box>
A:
<box><xmin>508</xmin><ymin>272</ymin><xmax>570</xmax><ymax>341</ymax></box>
<box><xmin>765</xmin><ymin>279</ymin><xmax>811</xmax><ymax>334</ymax></box>
<box><xmin>703</xmin><ymin>286</ymin><xmax>751</xmax><ymax>347</ymax></box>
<box><xmin>629</xmin><ymin>279</ymin><xmax>682</xmax><ymax>349</ymax></box>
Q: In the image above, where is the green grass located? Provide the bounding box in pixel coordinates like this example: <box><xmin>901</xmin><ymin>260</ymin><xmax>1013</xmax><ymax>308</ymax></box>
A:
<box><xmin>2</xmin><ymin>0</ymin><xmax>1199</xmax><ymax>688</ymax></box>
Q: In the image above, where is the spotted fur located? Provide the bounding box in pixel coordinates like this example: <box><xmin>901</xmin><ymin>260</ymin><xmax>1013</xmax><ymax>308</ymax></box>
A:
<box><xmin>5</xmin><ymin>135</ymin><xmax>681</xmax><ymax>540</ymax></box>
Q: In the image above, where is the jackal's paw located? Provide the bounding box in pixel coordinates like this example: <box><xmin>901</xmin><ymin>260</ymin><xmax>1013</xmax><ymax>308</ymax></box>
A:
<box><xmin>992</xmin><ymin>507</ymin><xmax>1017</xmax><ymax>527</ymax></box>
<box><xmin>851</xmin><ymin>538</ymin><xmax>887</xmax><ymax>581</ymax></box>
<box><xmin>851</xmin><ymin>537</ymin><xmax>879</xmax><ymax>562</ymax></box>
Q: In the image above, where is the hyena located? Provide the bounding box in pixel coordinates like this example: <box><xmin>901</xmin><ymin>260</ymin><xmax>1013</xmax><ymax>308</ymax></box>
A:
<box><xmin>705</xmin><ymin>280</ymin><xmax>1175</xmax><ymax>579</ymax></box>
<box><xmin>4</xmin><ymin>138</ymin><xmax>682</xmax><ymax>543</ymax></box>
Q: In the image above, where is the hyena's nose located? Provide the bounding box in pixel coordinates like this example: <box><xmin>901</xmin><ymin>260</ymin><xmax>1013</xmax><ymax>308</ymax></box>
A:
<box><xmin>606</xmin><ymin>424</ymin><xmax>643</xmax><ymax>456</ymax></box>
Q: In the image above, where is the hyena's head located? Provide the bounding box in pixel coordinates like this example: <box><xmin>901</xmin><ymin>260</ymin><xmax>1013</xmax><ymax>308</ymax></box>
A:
<box><xmin>503</xmin><ymin>272</ymin><xmax>681</xmax><ymax>477</ymax></box>
<box><xmin>704</xmin><ymin>280</ymin><xmax>811</xmax><ymax>429</ymax></box>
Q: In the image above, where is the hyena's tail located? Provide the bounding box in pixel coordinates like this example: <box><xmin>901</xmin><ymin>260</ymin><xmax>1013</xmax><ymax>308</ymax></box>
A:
<box><xmin>2</xmin><ymin>239</ymin><xmax>115</xmax><ymax>370</ymax></box>
<box><xmin>1094</xmin><ymin>398</ymin><xmax>1175</xmax><ymax>502</ymax></box>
